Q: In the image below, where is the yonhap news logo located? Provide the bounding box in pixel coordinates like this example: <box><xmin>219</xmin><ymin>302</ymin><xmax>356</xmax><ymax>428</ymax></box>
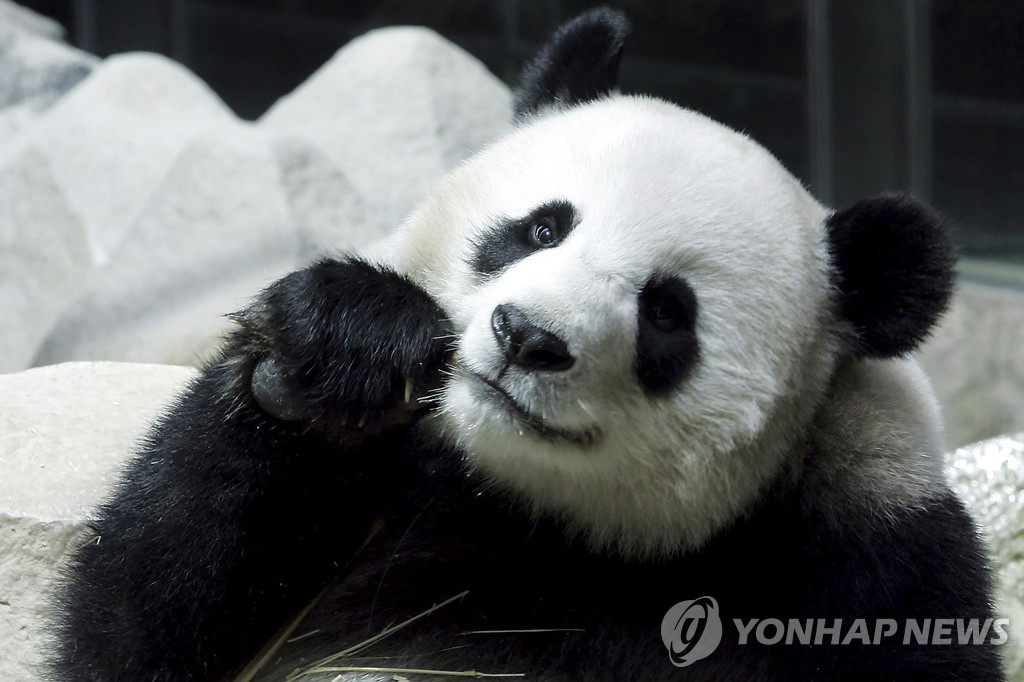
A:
<box><xmin>660</xmin><ymin>596</ymin><xmax>723</xmax><ymax>667</ymax></box>
<box><xmin>661</xmin><ymin>597</ymin><xmax>1009</xmax><ymax>667</ymax></box>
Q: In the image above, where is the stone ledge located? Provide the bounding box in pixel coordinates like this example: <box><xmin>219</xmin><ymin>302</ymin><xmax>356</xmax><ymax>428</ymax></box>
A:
<box><xmin>0</xmin><ymin>362</ymin><xmax>195</xmax><ymax>680</ymax></box>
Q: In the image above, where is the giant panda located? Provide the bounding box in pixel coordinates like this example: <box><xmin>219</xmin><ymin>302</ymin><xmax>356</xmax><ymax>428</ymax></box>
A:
<box><xmin>53</xmin><ymin>9</ymin><xmax>1004</xmax><ymax>681</ymax></box>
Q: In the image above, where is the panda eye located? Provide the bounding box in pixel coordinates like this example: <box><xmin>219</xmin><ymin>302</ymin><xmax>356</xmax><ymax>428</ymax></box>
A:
<box><xmin>639</xmin><ymin>277</ymin><xmax>697</xmax><ymax>334</ymax></box>
<box><xmin>528</xmin><ymin>219</ymin><xmax>559</xmax><ymax>247</ymax></box>
<box><xmin>645</xmin><ymin>295</ymin><xmax>684</xmax><ymax>332</ymax></box>
<box><xmin>636</xmin><ymin>275</ymin><xmax>700</xmax><ymax>395</ymax></box>
<box><xmin>471</xmin><ymin>200</ymin><xmax>577</xmax><ymax>278</ymax></box>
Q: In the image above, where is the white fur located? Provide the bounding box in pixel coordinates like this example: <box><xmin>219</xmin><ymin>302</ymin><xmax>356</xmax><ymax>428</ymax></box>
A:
<box><xmin>806</xmin><ymin>357</ymin><xmax>947</xmax><ymax>525</ymax></box>
<box><xmin>380</xmin><ymin>96</ymin><xmax>943</xmax><ymax>557</ymax></box>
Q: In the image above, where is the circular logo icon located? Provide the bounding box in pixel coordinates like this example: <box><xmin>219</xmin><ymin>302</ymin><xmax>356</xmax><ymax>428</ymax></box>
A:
<box><xmin>661</xmin><ymin>596</ymin><xmax>723</xmax><ymax>667</ymax></box>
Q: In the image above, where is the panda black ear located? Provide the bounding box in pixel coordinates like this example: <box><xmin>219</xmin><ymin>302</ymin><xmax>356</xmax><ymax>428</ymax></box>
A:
<box><xmin>513</xmin><ymin>8</ymin><xmax>631</xmax><ymax>122</ymax></box>
<box><xmin>827</xmin><ymin>193</ymin><xmax>957</xmax><ymax>358</ymax></box>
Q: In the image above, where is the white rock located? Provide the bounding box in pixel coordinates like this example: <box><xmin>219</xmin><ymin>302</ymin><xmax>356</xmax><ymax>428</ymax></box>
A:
<box><xmin>260</xmin><ymin>26</ymin><xmax>511</xmax><ymax>228</ymax></box>
<box><xmin>0</xmin><ymin>17</ymin><xmax>97</xmax><ymax>145</ymax></box>
<box><xmin>947</xmin><ymin>433</ymin><xmax>1024</xmax><ymax>679</ymax></box>
<box><xmin>0</xmin><ymin>361</ymin><xmax>196</xmax><ymax>681</ymax></box>
<box><xmin>0</xmin><ymin>0</ymin><xmax>64</xmax><ymax>41</ymax></box>
<box><xmin>2</xmin><ymin>27</ymin><xmax>512</xmax><ymax>373</ymax></box>
<box><xmin>0</xmin><ymin>52</ymin><xmax>237</xmax><ymax>265</ymax></box>
<box><xmin>0</xmin><ymin>148</ymin><xmax>90</xmax><ymax>373</ymax></box>
<box><xmin>272</xmin><ymin>136</ymin><xmax>389</xmax><ymax>261</ymax></box>
<box><xmin>35</xmin><ymin>128</ymin><xmax>303</xmax><ymax>368</ymax></box>
<box><xmin>919</xmin><ymin>282</ymin><xmax>1024</xmax><ymax>448</ymax></box>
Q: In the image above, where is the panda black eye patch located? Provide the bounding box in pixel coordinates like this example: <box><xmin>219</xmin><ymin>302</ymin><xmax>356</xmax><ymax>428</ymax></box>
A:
<box><xmin>472</xmin><ymin>200</ymin><xmax>577</xmax><ymax>277</ymax></box>
<box><xmin>635</xmin><ymin>275</ymin><xmax>700</xmax><ymax>396</ymax></box>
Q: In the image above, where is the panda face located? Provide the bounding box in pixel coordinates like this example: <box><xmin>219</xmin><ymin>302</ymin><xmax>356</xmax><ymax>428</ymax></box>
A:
<box><xmin>388</xmin><ymin>96</ymin><xmax>842</xmax><ymax>556</ymax></box>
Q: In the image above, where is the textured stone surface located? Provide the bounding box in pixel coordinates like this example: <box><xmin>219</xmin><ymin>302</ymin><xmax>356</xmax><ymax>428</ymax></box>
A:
<box><xmin>0</xmin><ymin>148</ymin><xmax>90</xmax><ymax>373</ymax></box>
<box><xmin>948</xmin><ymin>433</ymin><xmax>1024</xmax><ymax>680</ymax></box>
<box><xmin>260</xmin><ymin>26</ymin><xmax>512</xmax><ymax>228</ymax></box>
<box><xmin>0</xmin><ymin>52</ymin><xmax>237</xmax><ymax>265</ymax></box>
<box><xmin>34</xmin><ymin>128</ymin><xmax>303</xmax><ymax>368</ymax></box>
<box><xmin>272</xmin><ymin>136</ymin><xmax>389</xmax><ymax>261</ymax></box>
<box><xmin>33</xmin><ymin>131</ymin><xmax>392</xmax><ymax>369</ymax></box>
<box><xmin>0</xmin><ymin>362</ymin><xmax>196</xmax><ymax>681</ymax></box>
<box><xmin>919</xmin><ymin>282</ymin><xmax>1024</xmax><ymax>448</ymax></box>
<box><xmin>0</xmin><ymin>0</ymin><xmax>63</xmax><ymax>40</ymax></box>
<box><xmin>0</xmin><ymin>9</ymin><xmax>96</xmax><ymax>145</ymax></box>
<box><xmin>0</xmin><ymin>23</ymin><xmax>511</xmax><ymax>374</ymax></box>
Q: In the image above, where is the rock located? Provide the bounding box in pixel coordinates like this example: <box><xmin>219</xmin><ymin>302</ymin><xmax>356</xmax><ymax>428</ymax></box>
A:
<box><xmin>0</xmin><ymin>361</ymin><xmax>196</xmax><ymax>681</ymax></box>
<box><xmin>0</xmin><ymin>148</ymin><xmax>90</xmax><ymax>373</ymax></box>
<box><xmin>919</xmin><ymin>282</ymin><xmax>1024</xmax><ymax>448</ymax></box>
<box><xmin>947</xmin><ymin>433</ymin><xmax>1024</xmax><ymax>680</ymax></box>
<box><xmin>1</xmin><ymin>27</ymin><xmax>512</xmax><ymax>373</ymax></box>
<box><xmin>272</xmin><ymin>136</ymin><xmax>389</xmax><ymax>261</ymax></box>
<box><xmin>0</xmin><ymin>52</ymin><xmax>237</xmax><ymax>265</ymax></box>
<box><xmin>0</xmin><ymin>2</ymin><xmax>97</xmax><ymax>144</ymax></box>
<box><xmin>0</xmin><ymin>0</ymin><xmax>63</xmax><ymax>41</ymax></box>
<box><xmin>35</xmin><ymin>128</ymin><xmax>303</xmax><ymax>368</ymax></box>
<box><xmin>260</xmin><ymin>26</ymin><xmax>512</xmax><ymax>228</ymax></box>
<box><xmin>34</xmin><ymin>133</ymin><xmax>396</xmax><ymax>370</ymax></box>
<box><xmin>0</xmin><ymin>52</ymin><xmax>241</xmax><ymax>373</ymax></box>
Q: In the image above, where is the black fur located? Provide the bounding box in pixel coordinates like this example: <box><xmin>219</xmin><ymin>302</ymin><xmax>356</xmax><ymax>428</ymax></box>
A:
<box><xmin>472</xmin><ymin>200</ymin><xmax>578</xmax><ymax>278</ymax></box>
<box><xmin>51</xmin><ymin>258</ymin><xmax>451</xmax><ymax>681</ymax></box>
<box><xmin>246</xmin><ymin>259</ymin><xmax>452</xmax><ymax>426</ymax></box>
<box><xmin>827</xmin><ymin>194</ymin><xmax>957</xmax><ymax>358</ymax></box>
<box><xmin>51</xmin><ymin>260</ymin><xmax>1003</xmax><ymax>681</ymax></box>
<box><xmin>513</xmin><ymin>7</ymin><xmax>630</xmax><ymax>121</ymax></box>
<box><xmin>268</xmin><ymin>461</ymin><xmax>996</xmax><ymax>682</ymax></box>
<box><xmin>635</xmin><ymin>275</ymin><xmax>700</xmax><ymax>395</ymax></box>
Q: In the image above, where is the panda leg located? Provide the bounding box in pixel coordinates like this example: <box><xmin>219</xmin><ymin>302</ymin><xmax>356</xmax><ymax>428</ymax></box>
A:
<box><xmin>51</xmin><ymin>258</ymin><xmax>452</xmax><ymax>682</ymax></box>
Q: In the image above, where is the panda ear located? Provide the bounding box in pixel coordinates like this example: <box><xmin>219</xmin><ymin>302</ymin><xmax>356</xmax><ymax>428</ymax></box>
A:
<box><xmin>827</xmin><ymin>193</ymin><xmax>957</xmax><ymax>358</ymax></box>
<box><xmin>513</xmin><ymin>8</ymin><xmax>631</xmax><ymax>122</ymax></box>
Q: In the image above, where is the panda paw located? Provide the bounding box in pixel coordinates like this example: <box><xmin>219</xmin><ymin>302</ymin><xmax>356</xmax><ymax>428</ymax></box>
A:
<box><xmin>237</xmin><ymin>258</ymin><xmax>453</xmax><ymax>440</ymax></box>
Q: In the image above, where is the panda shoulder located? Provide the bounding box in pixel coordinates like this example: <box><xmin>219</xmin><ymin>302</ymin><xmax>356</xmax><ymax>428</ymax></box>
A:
<box><xmin>801</xmin><ymin>357</ymin><xmax>950</xmax><ymax>522</ymax></box>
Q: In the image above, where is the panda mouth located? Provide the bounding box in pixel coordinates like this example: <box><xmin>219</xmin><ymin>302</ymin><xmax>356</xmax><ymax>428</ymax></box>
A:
<box><xmin>468</xmin><ymin>371</ymin><xmax>599</xmax><ymax>447</ymax></box>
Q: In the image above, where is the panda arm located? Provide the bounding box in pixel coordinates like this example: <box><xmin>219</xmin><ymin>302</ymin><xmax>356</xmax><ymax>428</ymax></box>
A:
<box><xmin>52</xmin><ymin>258</ymin><xmax>451</xmax><ymax>681</ymax></box>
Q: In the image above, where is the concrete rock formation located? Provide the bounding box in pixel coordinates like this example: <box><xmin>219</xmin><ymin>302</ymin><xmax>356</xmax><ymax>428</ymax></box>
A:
<box><xmin>0</xmin><ymin>22</ymin><xmax>510</xmax><ymax>374</ymax></box>
<box><xmin>919</xmin><ymin>282</ymin><xmax>1024</xmax><ymax>448</ymax></box>
<box><xmin>0</xmin><ymin>0</ymin><xmax>64</xmax><ymax>40</ymax></box>
<box><xmin>0</xmin><ymin>362</ymin><xmax>196</xmax><ymax>680</ymax></box>
<box><xmin>0</xmin><ymin>148</ymin><xmax>90</xmax><ymax>372</ymax></box>
<box><xmin>260</xmin><ymin>26</ymin><xmax>512</xmax><ymax>229</ymax></box>
<box><xmin>0</xmin><ymin>0</ymin><xmax>95</xmax><ymax>144</ymax></box>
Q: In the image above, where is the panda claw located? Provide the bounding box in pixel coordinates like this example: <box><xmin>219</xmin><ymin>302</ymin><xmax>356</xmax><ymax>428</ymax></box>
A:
<box><xmin>405</xmin><ymin>379</ymin><xmax>414</xmax><ymax>404</ymax></box>
<box><xmin>357</xmin><ymin>414</ymin><xmax>367</xmax><ymax>428</ymax></box>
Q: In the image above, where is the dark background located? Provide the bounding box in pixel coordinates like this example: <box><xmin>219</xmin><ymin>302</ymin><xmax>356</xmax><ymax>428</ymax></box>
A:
<box><xmin>21</xmin><ymin>0</ymin><xmax>1024</xmax><ymax>268</ymax></box>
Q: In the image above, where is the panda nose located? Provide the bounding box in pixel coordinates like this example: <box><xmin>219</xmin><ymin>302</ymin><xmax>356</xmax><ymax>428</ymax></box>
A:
<box><xmin>491</xmin><ymin>304</ymin><xmax>575</xmax><ymax>372</ymax></box>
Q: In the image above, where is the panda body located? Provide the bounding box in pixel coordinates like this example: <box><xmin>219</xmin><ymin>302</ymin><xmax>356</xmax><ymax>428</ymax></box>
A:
<box><xmin>53</xmin><ymin>9</ymin><xmax>1003</xmax><ymax>682</ymax></box>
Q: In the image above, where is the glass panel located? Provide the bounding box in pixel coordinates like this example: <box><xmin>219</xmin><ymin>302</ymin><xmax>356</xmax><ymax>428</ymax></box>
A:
<box><xmin>932</xmin><ymin>1</ymin><xmax>1024</xmax><ymax>264</ymax></box>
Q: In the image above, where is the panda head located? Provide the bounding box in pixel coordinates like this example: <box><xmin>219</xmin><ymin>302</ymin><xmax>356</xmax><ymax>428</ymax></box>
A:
<box><xmin>388</xmin><ymin>9</ymin><xmax>956</xmax><ymax>556</ymax></box>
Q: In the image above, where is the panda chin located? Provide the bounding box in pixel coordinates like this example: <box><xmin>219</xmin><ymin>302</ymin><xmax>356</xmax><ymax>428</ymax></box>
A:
<box><xmin>465</xmin><ymin>371</ymin><xmax>600</xmax><ymax>448</ymax></box>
